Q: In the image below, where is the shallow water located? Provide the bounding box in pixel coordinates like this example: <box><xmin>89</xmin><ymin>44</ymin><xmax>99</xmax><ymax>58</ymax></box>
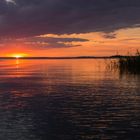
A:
<box><xmin>0</xmin><ymin>59</ymin><xmax>140</xmax><ymax>140</ymax></box>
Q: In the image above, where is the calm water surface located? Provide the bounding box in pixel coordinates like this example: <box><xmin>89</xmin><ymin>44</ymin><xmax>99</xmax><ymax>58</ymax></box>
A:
<box><xmin>0</xmin><ymin>59</ymin><xmax>139</xmax><ymax>140</ymax></box>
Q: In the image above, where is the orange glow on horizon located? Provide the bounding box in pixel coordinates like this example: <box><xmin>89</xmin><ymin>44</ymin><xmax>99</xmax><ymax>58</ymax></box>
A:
<box><xmin>8</xmin><ymin>53</ymin><xmax>28</xmax><ymax>58</ymax></box>
<box><xmin>0</xmin><ymin>27</ymin><xmax>139</xmax><ymax>57</ymax></box>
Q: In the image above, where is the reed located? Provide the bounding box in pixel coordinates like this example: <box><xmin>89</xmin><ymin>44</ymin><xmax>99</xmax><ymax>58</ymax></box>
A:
<box><xmin>118</xmin><ymin>50</ymin><xmax>140</xmax><ymax>74</ymax></box>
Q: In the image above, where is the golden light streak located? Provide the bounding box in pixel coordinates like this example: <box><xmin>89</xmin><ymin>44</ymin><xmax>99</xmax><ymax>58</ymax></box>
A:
<box><xmin>10</xmin><ymin>53</ymin><xmax>28</xmax><ymax>58</ymax></box>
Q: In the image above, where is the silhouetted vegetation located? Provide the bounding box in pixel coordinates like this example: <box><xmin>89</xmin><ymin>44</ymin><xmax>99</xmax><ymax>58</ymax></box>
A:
<box><xmin>113</xmin><ymin>51</ymin><xmax>140</xmax><ymax>74</ymax></box>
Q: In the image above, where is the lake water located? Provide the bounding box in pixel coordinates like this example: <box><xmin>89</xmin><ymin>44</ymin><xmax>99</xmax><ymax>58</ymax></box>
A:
<box><xmin>0</xmin><ymin>59</ymin><xmax>140</xmax><ymax>140</ymax></box>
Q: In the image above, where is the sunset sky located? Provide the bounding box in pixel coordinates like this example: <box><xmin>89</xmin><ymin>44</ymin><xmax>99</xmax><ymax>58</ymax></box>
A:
<box><xmin>0</xmin><ymin>0</ymin><xmax>140</xmax><ymax>57</ymax></box>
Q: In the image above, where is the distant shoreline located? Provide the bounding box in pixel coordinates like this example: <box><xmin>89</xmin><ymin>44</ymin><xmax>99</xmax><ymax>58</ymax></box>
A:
<box><xmin>0</xmin><ymin>55</ymin><xmax>132</xmax><ymax>60</ymax></box>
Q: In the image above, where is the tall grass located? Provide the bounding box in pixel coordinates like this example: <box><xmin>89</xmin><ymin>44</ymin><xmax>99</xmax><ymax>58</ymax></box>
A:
<box><xmin>118</xmin><ymin>51</ymin><xmax>140</xmax><ymax>74</ymax></box>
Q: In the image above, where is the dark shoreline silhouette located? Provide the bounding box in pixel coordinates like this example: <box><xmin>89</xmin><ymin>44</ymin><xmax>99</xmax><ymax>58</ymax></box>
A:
<box><xmin>0</xmin><ymin>55</ymin><xmax>131</xmax><ymax>60</ymax></box>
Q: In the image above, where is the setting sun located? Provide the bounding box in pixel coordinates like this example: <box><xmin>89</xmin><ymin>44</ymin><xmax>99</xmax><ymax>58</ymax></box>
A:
<box><xmin>14</xmin><ymin>55</ymin><xmax>22</xmax><ymax>59</ymax></box>
<box><xmin>9</xmin><ymin>53</ymin><xmax>28</xmax><ymax>58</ymax></box>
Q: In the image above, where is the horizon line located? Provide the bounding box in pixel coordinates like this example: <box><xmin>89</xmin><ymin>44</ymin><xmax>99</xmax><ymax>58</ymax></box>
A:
<box><xmin>0</xmin><ymin>55</ymin><xmax>132</xmax><ymax>60</ymax></box>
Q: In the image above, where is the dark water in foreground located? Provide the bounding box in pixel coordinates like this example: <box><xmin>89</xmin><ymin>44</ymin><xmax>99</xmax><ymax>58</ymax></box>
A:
<box><xmin>0</xmin><ymin>59</ymin><xmax>140</xmax><ymax>140</ymax></box>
